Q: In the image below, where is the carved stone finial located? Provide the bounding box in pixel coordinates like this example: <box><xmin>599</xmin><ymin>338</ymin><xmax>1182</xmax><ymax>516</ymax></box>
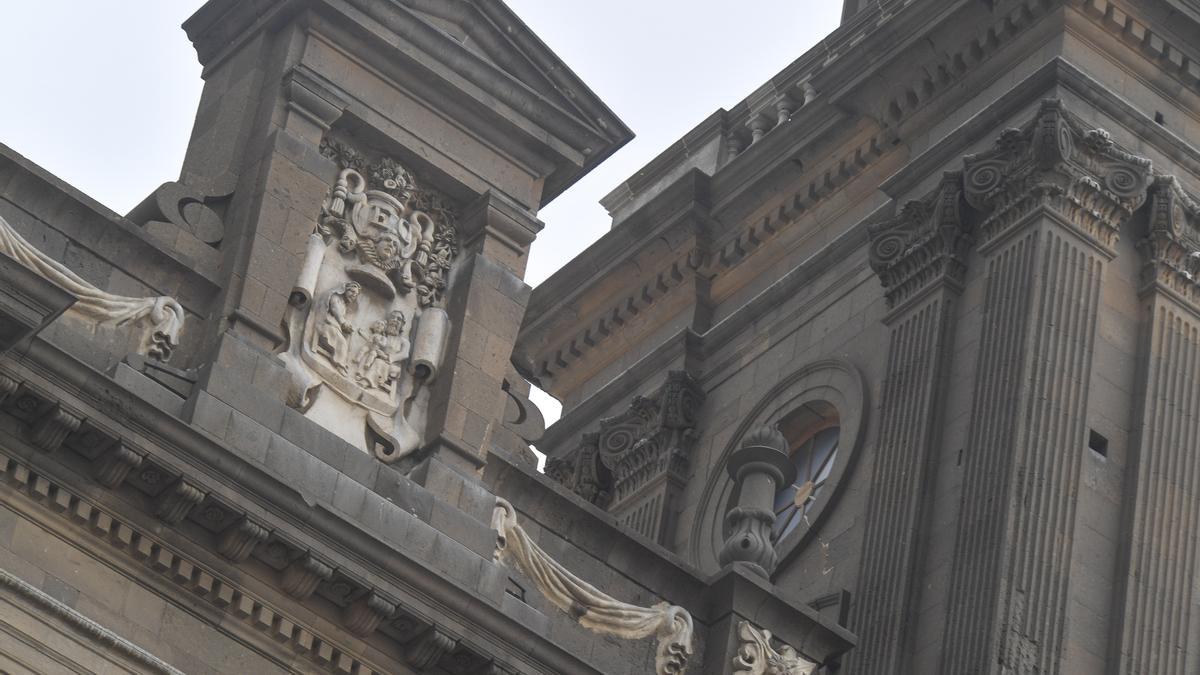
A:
<box><xmin>492</xmin><ymin>497</ymin><xmax>694</xmax><ymax>674</ymax></box>
<box><xmin>718</xmin><ymin>426</ymin><xmax>797</xmax><ymax>577</ymax></box>
<box><xmin>733</xmin><ymin>621</ymin><xmax>818</xmax><ymax>675</ymax></box>
<box><xmin>962</xmin><ymin>99</ymin><xmax>1152</xmax><ymax>251</ymax></box>
<box><xmin>0</xmin><ymin>214</ymin><xmax>185</xmax><ymax>361</ymax></box>
<box><xmin>869</xmin><ymin>173</ymin><xmax>971</xmax><ymax>307</ymax></box>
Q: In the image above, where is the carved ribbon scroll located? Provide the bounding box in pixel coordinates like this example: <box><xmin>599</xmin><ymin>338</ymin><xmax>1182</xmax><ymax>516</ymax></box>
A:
<box><xmin>491</xmin><ymin>498</ymin><xmax>694</xmax><ymax>674</ymax></box>
<box><xmin>0</xmin><ymin>214</ymin><xmax>184</xmax><ymax>360</ymax></box>
<box><xmin>732</xmin><ymin>621</ymin><xmax>817</xmax><ymax>675</ymax></box>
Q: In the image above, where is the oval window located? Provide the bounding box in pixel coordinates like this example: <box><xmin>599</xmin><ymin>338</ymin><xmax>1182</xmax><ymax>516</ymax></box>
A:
<box><xmin>772</xmin><ymin>408</ymin><xmax>840</xmax><ymax>540</ymax></box>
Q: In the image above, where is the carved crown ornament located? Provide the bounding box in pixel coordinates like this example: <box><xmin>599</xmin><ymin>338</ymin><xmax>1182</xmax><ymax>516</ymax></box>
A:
<box><xmin>546</xmin><ymin>371</ymin><xmax>705</xmax><ymax>509</ymax></box>
<box><xmin>1139</xmin><ymin>175</ymin><xmax>1200</xmax><ymax>307</ymax></box>
<box><xmin>868</xmin><ymin>172</ymin><xmax>971</xmax><ymax>308</ymax></box>
<box><xmin>278</xmin><ymin>138</ymin><xmax>459</xmax><ymax>460</ymax></box>
<box><xmin>962</xmin><ymin>99</ymin><xmax>1153</xmax><ymax>251</ymax></box>
<box><xmin>0</xmin><ymin>214</ymin><xmax>184</xmax><ymax>361</ymax></box>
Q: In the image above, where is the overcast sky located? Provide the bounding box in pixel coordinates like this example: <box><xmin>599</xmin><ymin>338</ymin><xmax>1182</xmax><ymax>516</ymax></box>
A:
<box><xmin>0</xmin><ymin>1</ymin><xmax>842</xmax><ymax>427</ymax></box>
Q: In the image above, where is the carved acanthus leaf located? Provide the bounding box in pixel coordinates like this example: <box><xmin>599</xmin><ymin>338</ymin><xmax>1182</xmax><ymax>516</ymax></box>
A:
<box><xmin>1137</xmin><ymin>175</ymin><xmax>1200</xmax><ymax>306</ymax></box>
<box><xmin>0</xmin><ymin>214</ymin><xmax>185</xmax><ymax>361</ymax></box>
<box><xmin>869</xmin><ymin>172</ymin><xmax>970</xmax><ymax>307</ymax></box>
<box><xmin>548</xmin><ymin>371</ymin><xmax>705</xmax><ymax>508</ymax></box>
<box><xmin>732</xmin><ymin>621</ymin><xmax>817</xmax><ymax>675</ymax></box>
<box><xmin>962</xmin><ymin>99</ymin><xmax>1152</xmax><ymax>251</ymax></box>
<box><xmin>492</xmin><ymin>498</ymin><xmax>694</xmax><ymax>675</ymax></box>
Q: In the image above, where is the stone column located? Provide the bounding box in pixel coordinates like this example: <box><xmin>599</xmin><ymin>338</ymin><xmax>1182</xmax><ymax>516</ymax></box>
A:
<box><xmin>1111</xmin><ymin>176</ymin><xmax>1200</xmax><ymax>675</ymax></box>
<box><xmin>718</xmin><ymin>427</ymin><xmax>796</xmax><ymax>578</ymax></box>
<box><xmin>848</xmin><ymin>172</ymin><xmax>970</xmax><ymax>674</ymax></box>
<box><xmin>938</xmin><ymin>100</ymin><xmax>1152</xmax><ymax>675</ymax></box>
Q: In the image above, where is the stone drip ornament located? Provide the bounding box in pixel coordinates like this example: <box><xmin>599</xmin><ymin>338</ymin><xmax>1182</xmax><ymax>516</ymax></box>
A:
<box><xmin>0</xmin><ymin>214</ymin><xmax>184</xmax><ymax>360</ymax></box>
<box><xmin>491</xmin><ymin>498</ymin><xmax>694</xmax><ymax>674</ymax></box>
<box><xmin>279</xmin><ymin>141</ymin><xmax>458</xmax><ymax>461</ymax></box>
<box><xmin>732</xmin><ymin>621</ymin><xmax>817</xmax><ymax>675</ymax></box>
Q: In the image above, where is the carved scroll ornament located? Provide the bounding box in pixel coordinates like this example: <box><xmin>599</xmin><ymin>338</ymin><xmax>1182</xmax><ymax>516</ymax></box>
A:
<box><xmin>732</xmin><ymin>621</ymin><xmax>817</xmax><ymax>675</ymax></box>
<box><xmin>491</xmin><ymin>498</ymin><xmax>694</xmax><ymax>674</ymax></box>
<box><xmin>279</xmin><ymin>140</ymin><xmax>458</xmax><ymax>460</ymax></box>
<box><xmin>1139</xmin><ymin>175</ymin><xmax>1200</xmax><ymax>306</ymax></box>
<box><xmin>0</xmin><ymin>213</ymin><xmax>184</xmax><ymax>360</ymax></box>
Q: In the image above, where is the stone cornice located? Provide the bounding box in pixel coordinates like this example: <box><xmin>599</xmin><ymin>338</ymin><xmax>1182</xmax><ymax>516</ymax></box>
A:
<box><xmin>0</xmin><ymin>337</ymin><xmax>609</xmax><ymax>674</ymax></box>
<box><xmin>1138</xmin><ymin>175</ymin><xmax>1200</xmax><ymax>308</ymax></box>
<box><xmin>963</xmin><ymin>99</ymin><xmax>1152</xmax><ymax>253</ymax></box>
<box><xmin>869</xmin><ymin>172</ymin><xmax>971</xmax><ymax>309</ymax></box>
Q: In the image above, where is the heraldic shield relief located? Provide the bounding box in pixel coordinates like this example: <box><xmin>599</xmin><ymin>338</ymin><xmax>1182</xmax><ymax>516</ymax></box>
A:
<box><xmin>279</xmin><ymin>141</ymin><xmax>458</xmax><ymax>462</ymax></box>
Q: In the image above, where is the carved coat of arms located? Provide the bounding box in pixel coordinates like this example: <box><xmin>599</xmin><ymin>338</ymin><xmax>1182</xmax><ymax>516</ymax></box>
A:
<box><xmin>279</xmin><ymin>142</ymin><xmax>457</xmax><ymax>461</ymax></box>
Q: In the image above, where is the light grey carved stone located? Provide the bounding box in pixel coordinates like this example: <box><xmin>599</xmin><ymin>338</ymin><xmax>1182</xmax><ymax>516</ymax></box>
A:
<box><xmin>27</xmin><ymin>403</ymin><xmax>83</xmax><ymax>452</ymax></box>
<box><xmin>0</xmin><ymin>213</ymin><xmax>185</xmax><ymax>360</ymax></box>
<box><xmin>280</xmin><ymin>553</ymin><xmax>334</xmax><ymax>600</ymax></box>
<box><xmin>278</xmin><ymin>140</ymin><xmax>458</xmax><ymax>460</ymax></box>
<box><xmin>733</xmin><ymin>621</ymin><xmax>817</xmax><ymax>675</ymax></box>
<box><xmin>153</xmin><ymin>479</ymin><xmax>205</xmax><ymax>524</ymax></box>
<box><xmin>90</xmin><ymin>442</ymin><xmax>142</xmax><ymax>488</ymax></box>
<box><xmin>216</xmin><ymin>516</ymin><xmax>269</xmax><ymax>562</ymax></box>
<box><xmin>718</xmin><ymin>427</ymin><xmax>796</xmax><ymax>577</ymax></box>
<box><xmin>404</xmin><ymin>626</ymin><xmax>457</xmax><ymax>670</ymax></box>
<box><xmin>1138</xmin><ymin>175</ymin><xmax>1200</xmax><ymax>306</ymax></box>
<box><xmin>492</xmin><ymin>497</ymin><xmax>694</xmax><ymax>675</ymax></box>
<box><xmin>343</xmin><ymin>591</ymin><xmax>396</xmax><ymax>636</ymax></box>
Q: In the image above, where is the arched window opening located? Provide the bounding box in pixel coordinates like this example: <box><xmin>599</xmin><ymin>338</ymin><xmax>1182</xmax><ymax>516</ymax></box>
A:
<box><xmin>772</xmin><ymin>403</ymin><xmax>840</xmax><ymax>540</ymax></box>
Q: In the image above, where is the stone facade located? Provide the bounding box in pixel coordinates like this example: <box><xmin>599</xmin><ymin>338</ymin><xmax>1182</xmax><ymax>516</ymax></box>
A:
<box><xmin>2</xmin><ymin>0</ymin><xmax>1200</xmax><ymax>674</ymax></box>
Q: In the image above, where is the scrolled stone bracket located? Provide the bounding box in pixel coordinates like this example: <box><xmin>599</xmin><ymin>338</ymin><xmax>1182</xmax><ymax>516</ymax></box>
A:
<box><xmin>216</xmin><ymin>516</ymin><xmax>269</xmax><ymax>562</ymax></box>
<box><xmin>27</xmin><ymin>403</ymin><xmax>82</xmax><ymax>452</ymax></box>
<box><xmin>492</xmin><ymin>497</ymin><xmax>694</xmax><ymax>674</ymax></box>
<box><xmin>732</xmin><ymin>621</ymin><xmax>818</xmax><ymax>675</ymax></box>
<box><xmin>343</xmin><ymin>591</ymin><xmax>397</xmax><ymax>636</ymax></box>
<box><xmin>405</xmin><ymin>626</ymin><xmax>458</xmax><ymax>670</ymax></box>
<box><xmin>91</xmin><ymin>442</ymin><xmax>143</xmax><ymax>488</ymax></box>
<box><xmin>153</xmin><ymin>478</ymin><xmax>205</xmax><ymax>524</ymax></box>
<box><xmin>280</xmin><ymin>553</ymin><xmax>334</xmax><ymax>600</ymax></box>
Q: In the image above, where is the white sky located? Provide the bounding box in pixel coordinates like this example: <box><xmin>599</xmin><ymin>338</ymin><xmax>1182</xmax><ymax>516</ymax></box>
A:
<box><xmin>0</xmin><ymin>1</ymin><xmax>843</xmax><ymax>428</ymax></box>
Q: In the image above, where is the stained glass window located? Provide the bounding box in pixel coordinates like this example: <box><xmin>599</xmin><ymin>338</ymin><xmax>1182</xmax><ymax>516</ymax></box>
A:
<box><xmin>772</xmin><ymin>424</ymin><xmax>840</xmax><ymax>540</ymax></box>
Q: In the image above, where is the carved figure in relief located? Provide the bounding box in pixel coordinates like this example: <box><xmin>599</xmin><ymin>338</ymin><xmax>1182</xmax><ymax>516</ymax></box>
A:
<box><xmin>278</xmin><ymin>140</ymin><xmax>457</xmax><ymax>462</ymax></box>
<box><xmin>315</xmin><ymin>281</ymin><xmax>361</xmax><ymax>374</ymax></box>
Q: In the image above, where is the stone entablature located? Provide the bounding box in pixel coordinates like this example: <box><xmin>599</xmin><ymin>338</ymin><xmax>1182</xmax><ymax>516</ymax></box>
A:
<box><xmin>278</xmin><ymin>140</ymin><xmax>457</xmax><ymax>460</ymax></box>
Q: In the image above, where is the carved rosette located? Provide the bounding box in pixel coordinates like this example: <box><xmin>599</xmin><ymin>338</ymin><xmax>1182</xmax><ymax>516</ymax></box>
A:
<box><xmin>492</xmin><ymin>498</ymin><xmax>694</xmax><ymax>674</ymax></box>
<box><xmin>1137</xmin><ymin>175</ymin><xmax>1200</xmax><ymax>306</ymax></box>
<box><xmin>547</xmin><ymin>371</ymin><xmax>705</xmax><ymax>509</ymax></box>
<box><xmin>869</xmin><ymin>172</ymin><xmax>971</xmax><ymax>307</ymax></box>
<box><xmin>963</xmin><ymin>99</ymin><xmax>1152</xmax><ymax>251</ymax></box>
<box><xmin>278</xmin><ymin>138</ymin><xmax>459</xmax><ymax>460</ymax></box>
<box><xmin>732</xmin><ymin>621</ymin><xmax>818</xmax><ymax>675</ymax></box>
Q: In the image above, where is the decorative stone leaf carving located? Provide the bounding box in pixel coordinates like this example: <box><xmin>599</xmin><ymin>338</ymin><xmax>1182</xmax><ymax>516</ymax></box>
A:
<box><xmin>1138</xmin><ymin>175</ymin><xmax>1200</xmax><ymax>307</ymax></box>
<box><xmin>278</xmin><ymin>139</ymin><xmax>458</xmax><ymax>460</ymax></box>
<box><xmin>962</xmin><ymin>99</ymin><xmax>1152</xmax><ymax>251</ymax></box>
<box><xmin>0</xmin><ymin>214</ymin><xmax>185</xmax><ymax>361</ymax></box>
<box><xmin>491</xmin><ymin>497</ymin><xmax>694</xmax><ymax>674</ymax></box>
<box><xmin>732</xmin><ymin>621</ymin><xmax>817</xmax><ymax>675</ymax></box>
<box><xmin>547</xmin><ymin>371</ymin><xmax>704</xmax><ymax>508</ymax></box>
<box><xmin>869</xmin><ymin>172</ymin><xmax>970</xmax><ymax>307</ymax></box>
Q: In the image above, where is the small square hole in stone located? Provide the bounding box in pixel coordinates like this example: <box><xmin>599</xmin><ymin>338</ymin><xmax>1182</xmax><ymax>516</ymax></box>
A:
<box><xmin>1155</xmin><ymin>111</ymin><xmax>1166</xmax><ymax>126</ymax></box>
<box><xmin>1088</xmin><ymin>430</ymin><xmax>1108</xmax><ymax>458</ymax></box>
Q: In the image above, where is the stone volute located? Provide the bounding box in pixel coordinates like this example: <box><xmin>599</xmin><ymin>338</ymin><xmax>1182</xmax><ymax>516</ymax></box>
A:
<box><xmin>719</xmin><ymin>426</ymin><xmax>796</xmax><ymax>577</ymax></box>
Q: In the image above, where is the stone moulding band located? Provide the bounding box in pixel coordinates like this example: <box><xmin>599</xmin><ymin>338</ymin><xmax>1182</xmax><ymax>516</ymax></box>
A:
<box><xmin>0</xmin><ymin>565</ymin><xmax>185</xmax><ymax>675</ymax></box>
<box><xmin>0</xmin><ymin>214</ymin><xmax>185</xmax><ymax>361</ymax></box>
<box><xmin>491</xmin><ymin>497</ymin><xmax>694</xmax><ymax>674</ymax></box>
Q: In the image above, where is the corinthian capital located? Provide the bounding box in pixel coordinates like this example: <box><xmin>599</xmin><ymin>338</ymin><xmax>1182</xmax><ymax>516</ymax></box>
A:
<box><xmin>1138</xmin><ymin>175</ymin><xmax>1200</xmax><ymax>306</ymax></box>
<box><xmin>962</xmin><ymin>99</ymin><xmax>1152</xmax><ymax>252</ymax></box>
<box><xmin>869</xmin><ymin>172</ymin><xmax>970</xmax><ymax>308</ymax></box>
